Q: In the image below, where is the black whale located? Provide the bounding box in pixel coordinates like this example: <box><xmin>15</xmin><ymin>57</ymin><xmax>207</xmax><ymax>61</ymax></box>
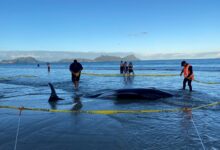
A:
<box><xmin>48</xmin><ymin>83</ymin><xmax>173</xmax><ymax>101</ymax></box>
<box><xmin>48</xmin><ymin>83</ymin><xmax>64</xmax><ymax>102</ymax></box>
<box><xmin>87</xmin><ymin>88</ymin><xmax>173</xmax><ymax>100</ymax></box>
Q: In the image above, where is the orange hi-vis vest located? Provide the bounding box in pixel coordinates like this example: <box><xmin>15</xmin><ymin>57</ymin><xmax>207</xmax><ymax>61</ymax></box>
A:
<box><xmin>184</xmin><ymin>64</ymin><xmax>194</xmax><ymax>80</ymax></box>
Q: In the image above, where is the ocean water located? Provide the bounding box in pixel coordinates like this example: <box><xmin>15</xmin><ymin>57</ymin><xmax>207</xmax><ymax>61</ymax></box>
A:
<box><xmin>0</xmin><ymin>59</ymin><xmax>220</xmax><ymax>150</ymax></box>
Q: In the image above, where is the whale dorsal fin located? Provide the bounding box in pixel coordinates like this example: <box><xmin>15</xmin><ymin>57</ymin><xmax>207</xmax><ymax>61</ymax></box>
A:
<box><xmin>48</xmin><ymin>83</ymin><xmax>63</xmax><ymax>101</ymax></box>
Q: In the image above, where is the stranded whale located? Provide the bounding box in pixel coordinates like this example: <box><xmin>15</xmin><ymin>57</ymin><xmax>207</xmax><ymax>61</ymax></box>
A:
<box><xmin>48</xmin><ymin>83</ymin><xmax>64</xmax><ymax>102</ymax></box>
<box><xmin>87</xmin><ymin>88</ymin><xmax>173</xmax><ymax>100</ymax></box>
<box><xmin>48</xmin><ymin>83</ymin><xmax>173</xmax><ymax>101</ymax></box>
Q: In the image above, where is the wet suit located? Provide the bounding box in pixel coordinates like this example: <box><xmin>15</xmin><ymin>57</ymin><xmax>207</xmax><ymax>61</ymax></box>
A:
<box><xmin>47</xmin><ymin>63</ymin><xmax>51</xmax><ymax>72</ymax></box>
<box><xmin>123</xmin><ymin>63</ymin><xmax>128</xmax><ymax>74</ymax></box>
<box><xmin>120</xmin><ymin>63</ymin><xmax>124</xmax><ymax>74</ymax></box>
<box><xmin>128</xmin><ymin>64</ymin><xmax>134</xmax><ymax>74</ymax></box>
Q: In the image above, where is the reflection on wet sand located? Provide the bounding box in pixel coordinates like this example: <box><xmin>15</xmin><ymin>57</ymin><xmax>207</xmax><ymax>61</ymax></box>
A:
<box><xmin>123</xmin><ymin>75</ymin><xmax>134</xmax><ymax>86</ymax></box>
<box><xmin>49</xmin><ymin>101</ymin><xmax>57</xmax><ymax>109</ymax></box>
<box><xmin>71</xmin><ymin>95</ymin><xmax>83</xmax><ymax>111</ymax></box>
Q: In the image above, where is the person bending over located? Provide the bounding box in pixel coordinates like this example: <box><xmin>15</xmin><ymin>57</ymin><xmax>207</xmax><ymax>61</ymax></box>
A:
<box><xmin>69</xmin><ymin>60</ymin><xmax>83</xmax><ymax>89</ymax></box>
<box><xmin>180</xmin><ymin>61</ymin><xmax>194</xmax><ymax>92</ymax></box>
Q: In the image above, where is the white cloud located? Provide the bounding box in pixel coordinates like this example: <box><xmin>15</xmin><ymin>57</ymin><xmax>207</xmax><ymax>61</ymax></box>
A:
<box><xmin>138</xmin><ymin>51</ymin><xmax>220</xmax><ymax>60</ymax></box>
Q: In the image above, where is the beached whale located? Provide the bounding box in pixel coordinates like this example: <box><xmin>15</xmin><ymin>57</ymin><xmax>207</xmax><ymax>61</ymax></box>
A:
<box><xmin>48</xmin><ymin>83</ymin><xmax>173</xmax><ymax>101</ymax></box>
<box><xmin>87</xmin><ymin>88</ymin><xmax>173</xmax><ymax>100</ymax></box>
<box><xmin>48</xmin><ymin>83</ymin><xmax>64</xmax><ymax>102</ymax></box>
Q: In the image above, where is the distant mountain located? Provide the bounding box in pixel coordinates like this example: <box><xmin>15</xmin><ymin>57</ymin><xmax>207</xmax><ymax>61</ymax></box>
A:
<box><xmin>0</xmin><ymin>54</ymin><xmax>140</xmax><ymax>64</ymax></box>
<box><xmin>58</xmin><ymin>58</ymin><xmax>93</xmax><ymax>63</ymax></box>
<box><xmin>122</xmin><ymin>54</ymin><xmax>139</xmax><ymax>61</ymax></box>
<box><xmin>0</xmin><ymin>57</ymin><xmax>39</xmax><ymax>64</ymax></box>
<box><xmin>1</xmin><ymin>50</ymin><xmax>220</xmax><ymax>61</ymax></box>
<box><xmin>94</xmin><ymin>54</ymin><xmax>139</xmax><ymax>62</ymax></box>
<box><xmin>59</xmin><ymin>55</ymin><xmax>139</xmax><ymax>63</ymax></box>
<box><xmin>0</xmin><ymin>51</ymin><xmax>133</xmax><ymax>62</ymax></box>
<box><xmin>94</xmin><ymin>55</ymin><xmax>121</xmax><ymax>62</ymax></box>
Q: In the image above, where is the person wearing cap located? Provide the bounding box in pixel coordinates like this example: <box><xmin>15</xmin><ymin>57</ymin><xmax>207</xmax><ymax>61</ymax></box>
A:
<box><xmin>69</xmin><ymin>59</ymin><xmax>83</xmax><ymax>89</ymax></box>
<box><xmin>180</xmin><ymin>60</ymin><xmax>194</xmax><ymax>92</ymax></box>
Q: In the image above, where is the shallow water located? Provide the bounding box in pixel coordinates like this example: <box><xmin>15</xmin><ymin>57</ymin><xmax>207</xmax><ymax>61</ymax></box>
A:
<box><xmin>0</xmin><ymin>59</ymin><xmax>220</xmax><ymax>150</ymax></box>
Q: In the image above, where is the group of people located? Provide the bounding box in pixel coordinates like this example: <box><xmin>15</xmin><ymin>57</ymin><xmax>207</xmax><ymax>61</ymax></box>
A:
<box><xmin>69</xmin><ymin>59</ymin><xmax>194</xmax><ymax>92</ymax></box>
<box><xmin>120</xmin><ymin>61</ymin><xmax>134</xmax><ymax>75</ymax></box>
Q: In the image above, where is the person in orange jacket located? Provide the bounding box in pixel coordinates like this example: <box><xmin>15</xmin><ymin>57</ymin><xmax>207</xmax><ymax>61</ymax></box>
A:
<box><xmin>180</xmin><ymin>61</ymin><xmax>194</xmax><ymax>92</ymax></box>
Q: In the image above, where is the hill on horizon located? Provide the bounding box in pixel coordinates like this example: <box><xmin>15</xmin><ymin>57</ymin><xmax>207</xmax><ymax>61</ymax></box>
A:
<box><xmin>0</xmin><ymin>51</ymin><xmax>220</xmax><ymax>61</ymax></box>
<box><xmin>0</xmin><ymin>54</ymin><xmax>140</xmax><ymax>64</ymax></box>
<box><xmin>0</xmin><ymin>57</ymin><xmax>39</xmax><ymax>64</ymax></box>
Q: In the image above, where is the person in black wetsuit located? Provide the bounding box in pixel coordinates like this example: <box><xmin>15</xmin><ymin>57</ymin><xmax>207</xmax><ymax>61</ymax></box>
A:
<box><xmin>69</xmin><ymin>60</ymin><xmax>83</xmax><ymax>89</ymax></box>
<box><xmin>47</xmin><ymin>62</ymin><xmax>51</xmax><ymax>73</ymax></box>
<box><xmin>123</xmin><ymin>61</ymin><xmax>128</xmax><ymax>74</ymax></box>
<box><xmin>120</xmin><ymin>61</ymin><xmax>124</xmax><ymax>74</ymax></box>
<box><xmin>180</xmin><ymin>61</ymin><xmax>194</xmax><ymax>92</ymax></box>
<box><xmin>128</xmin><ymin>62</ymin><xmax>134</xmax><ymax>75</ymax></box>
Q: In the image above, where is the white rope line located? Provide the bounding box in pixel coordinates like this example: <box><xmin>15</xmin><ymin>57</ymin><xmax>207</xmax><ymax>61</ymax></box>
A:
<box><xmin>14</xmin><ymin>109</ymin><xmax>22</xmax><ymax>150</ymax></box>
<box><xmin>191</xmin><ymin>117</ymin><xmax>206</xmax><ymax>150</ymax></box>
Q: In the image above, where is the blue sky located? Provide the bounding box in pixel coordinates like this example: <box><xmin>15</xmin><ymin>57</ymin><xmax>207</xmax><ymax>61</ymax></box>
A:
<box><xmin>0</xmin><ymin>0</ymin><xmax>219</xmax><ymax>54</ymax></box>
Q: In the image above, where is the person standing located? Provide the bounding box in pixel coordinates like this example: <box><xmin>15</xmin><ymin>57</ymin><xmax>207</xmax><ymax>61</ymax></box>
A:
<box><xmin>69</xmin><ymin>60</ymin><xmax>83</xmax><ymax>89</ymax></box>
<box><xmin>47</xmin><ymin>62</ymin><xmax>51</xmax><ymax>73</ymax></box>
<box><xmin>123</xmin><ymin>61</ymin><xmax>128</xmax><ymax>74</ymax></box>
<box><xmin>128</xmin><ymin>62</ymin><xmax>134</xmax><ymax>75</ymax></box>
<box><xmin>120</xmin><ymin>61</ymin><xmax>124</xmax><ymax>74</ymax></box>
<box><xmin>180</xmin><ymin>61</ymin><xmax>194</xmax><ymax>92</ymax></box>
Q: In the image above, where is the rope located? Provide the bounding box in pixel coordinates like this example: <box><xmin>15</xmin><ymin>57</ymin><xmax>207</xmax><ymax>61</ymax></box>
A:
<box><xmin>0</xmin><ymin>101</ymin><xmax>219</xmax><ymax>115</ymax></box>
<box><xmin>1</xmin><ymin>72</ymin><xmax>219</xmax><ymax>84</ymax></box>
<box><xmin>81</xmin><ymin>72</ymin><xmax>220</xmax><ymax>84</ymax></box>
<box><xmin>14</xmin><ymin>106</ymin><xmax>24</xmax><ymax>150</ymax></box>
<box><xmin>81</xmin><ymin>72</ymin><xmax>179</xmax><ymax>77</ymax></box>
<box><xmin>194</xmin><ymin>80</ymin><xmax>220</xmax><ymax>85</ymax></box>
<box><xmin>191</xmin><ymin>116</ymin><xmax>206</xmax><ymax>150</ymax></box>
<box><xmin>1</xmin><ymin>101</ymin><xmax>218</xmax><ymax>149</ymax></box>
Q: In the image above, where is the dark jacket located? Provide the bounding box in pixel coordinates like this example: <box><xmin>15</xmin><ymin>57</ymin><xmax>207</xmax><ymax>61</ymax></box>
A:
<box><xmin>69</xmin><ymin>62</ymin><xmax>83</xmax><ymax>73</ymax></box>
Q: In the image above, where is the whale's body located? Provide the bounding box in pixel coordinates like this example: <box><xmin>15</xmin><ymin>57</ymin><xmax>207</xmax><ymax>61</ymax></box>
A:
<box><xmin>88</xmin><ymin>88</ymin><xmax>173</xmax><ymax>100</ymax></box>
<box><xmin>48</xmin><ymin>83</ymin><xmax>173</xmax><ymax>101</ymax></box>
